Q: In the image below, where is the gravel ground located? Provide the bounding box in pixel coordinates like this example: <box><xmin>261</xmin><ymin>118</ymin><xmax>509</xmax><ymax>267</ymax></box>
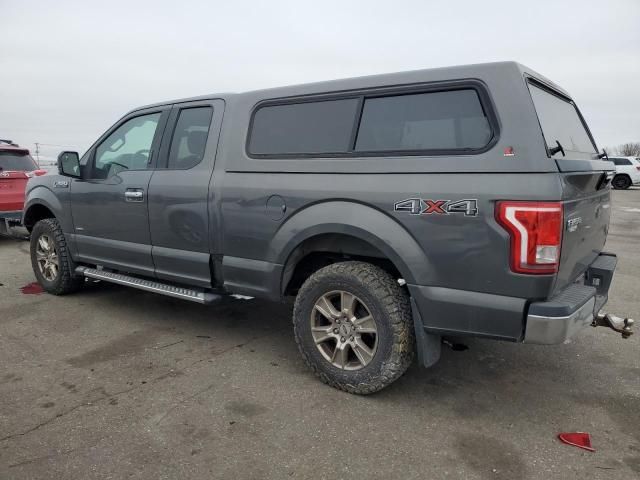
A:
<box><xmin>0</xmin><ymin>189</ymin><xmax>638</xmax><ymax>480</ymax></box>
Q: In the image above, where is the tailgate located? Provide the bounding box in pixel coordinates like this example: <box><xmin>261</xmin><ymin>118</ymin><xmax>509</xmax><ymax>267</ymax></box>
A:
<box><xmin>555</xmin><ymin>170</ymin><xmax>612</xmax><ymax>293</ymax></box>
<box><xmin>0</xmin><ymin>171</ymin><xmax>29</xmax><ymax>212</ymax></box>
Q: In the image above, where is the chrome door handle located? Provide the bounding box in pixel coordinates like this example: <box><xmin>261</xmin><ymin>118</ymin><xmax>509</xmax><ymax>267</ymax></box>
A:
<box><xmin>124</xmin><ymin>189</ymin><xmax>144</xmax><ymax>202</ymax></box>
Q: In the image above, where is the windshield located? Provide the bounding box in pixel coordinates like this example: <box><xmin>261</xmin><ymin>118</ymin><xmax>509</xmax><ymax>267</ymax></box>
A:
<box><xmin>0</xmin><ymin>151</ymin><xmax>38</xmax><ymax>171</ymax></box>
<box><xmin>528</xmin><ymin>82</ymin><xmax>597</xmax><ymax>158</ymax></box>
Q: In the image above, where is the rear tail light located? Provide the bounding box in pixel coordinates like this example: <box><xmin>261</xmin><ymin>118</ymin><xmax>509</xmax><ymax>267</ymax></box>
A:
<box><xmin>636</xmin><ymin>166</ymin><xmax>640</xmax><ymax>171</ymax></box>
<box><xmin>496</xmin><ymin>201</ymin><xmax>563</xmax><ymax>274</ymax></box>
<box><xmin>25</xmin><ymin>169</ymin><xmax>47</xmax><ymax>178</ymax></box>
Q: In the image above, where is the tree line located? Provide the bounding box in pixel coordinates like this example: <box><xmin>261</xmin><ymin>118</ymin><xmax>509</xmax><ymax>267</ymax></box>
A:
<box><xmin>607</xmin><ymin>142</ymin><xmax>640</xmax><ymax>156</ymax></box>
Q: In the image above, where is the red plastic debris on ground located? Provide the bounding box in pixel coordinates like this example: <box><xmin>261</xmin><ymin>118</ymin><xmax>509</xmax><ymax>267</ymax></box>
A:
<box><xmin>20</xmin><ymin>282</ymin><xmax>44</xmax><ymax>295</ymax></box>
<box><xmin>558</xmin><ymin>432</ymin><xmax>595</xmax><ymax>452</ymax></box>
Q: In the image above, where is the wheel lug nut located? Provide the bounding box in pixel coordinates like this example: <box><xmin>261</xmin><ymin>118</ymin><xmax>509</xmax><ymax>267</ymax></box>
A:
<box><xmin>340</xmin><ymin>337</ymin><xmax>345</xmax><ymax>342</ymax></box>
<box><xmin>336</xmin><ymin>319</ymin><xmax>340</xmax><ymax>324</ymax></box>
<box><xmin>350</xmin><ymin>336</ymin><xmax>354</xmax><ymax>341</ymax></box>
<box><xmin>333</xmin><ymin>328</ymin><xmax>339</xmax><ymax>334</ymax></box>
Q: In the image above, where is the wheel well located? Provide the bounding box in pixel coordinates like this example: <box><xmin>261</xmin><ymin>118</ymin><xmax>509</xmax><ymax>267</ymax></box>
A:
<box><xmin>283</xmin><ymin>233</ymin><xmax>403</xmax><ymax>296</ymax></box>
<box><xmin>614</xmin><ymin>173</ymin><xmax>631</xmax><ymax>179</ymax></box>
<box><xmin>23</xmin><ymin>204</ymin><xmax>55</xmax><ymax>231</ymax></box>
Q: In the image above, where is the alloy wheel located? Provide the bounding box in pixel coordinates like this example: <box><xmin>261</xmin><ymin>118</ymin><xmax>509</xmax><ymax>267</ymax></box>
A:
<box><xmin>310</xmin><ymin>290</ymin><xmax>378</xmax><ymax>370</ymax></box>
<box><xmin>35</xmin><ymin>234</ymin><xmax>59</xmax><ymax>281</ymax></box>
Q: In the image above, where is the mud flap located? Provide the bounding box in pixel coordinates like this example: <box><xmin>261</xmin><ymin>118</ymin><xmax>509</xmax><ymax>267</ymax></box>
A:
<box><xmin>410</xmin><ymin>297</ymin><xmax>441</xmax><ymax>368</ymax></box>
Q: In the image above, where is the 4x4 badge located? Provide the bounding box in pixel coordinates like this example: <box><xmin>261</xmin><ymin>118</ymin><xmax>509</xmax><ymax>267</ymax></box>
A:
<box><xmin>394</xmin><ymin>198</ymin><xmax>479</xmax><ymax>217</ymax></box>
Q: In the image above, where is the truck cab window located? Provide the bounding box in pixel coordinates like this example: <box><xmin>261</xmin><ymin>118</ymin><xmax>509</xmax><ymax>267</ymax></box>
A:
<box><xmin>167</xmin><ymin>107</ymin><xmax>213</xmax><ymax>169</ymax></box>
<box><xmin>93</xmin><ymin>113</ymin><xmax>161</xmax><ymax>179</ymax></box>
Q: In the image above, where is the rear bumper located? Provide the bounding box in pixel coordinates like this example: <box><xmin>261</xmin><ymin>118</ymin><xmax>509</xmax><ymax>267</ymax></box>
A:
<box><xmin>0</xmin><ymin>210</ymin><xmax>22</xmax><ymax>222</ymax></box>
<box><xmin>524</xmin><ymin>292</ymin><xmax>596</xmax><ymax>344</ymax></box>
<box><xmin>523</xmin><ymin>253</ymin><xmax>617</xmax><ymax>344</ymax></box>
<box><xmin>0</xmin><ymin>211</ymin><xmax>23</xmax><ymax>236</ymax></box>
<box><xmin>408</xmin><ymin>252</ymin><xmax>618</xmax><ymax>367</ymax></box>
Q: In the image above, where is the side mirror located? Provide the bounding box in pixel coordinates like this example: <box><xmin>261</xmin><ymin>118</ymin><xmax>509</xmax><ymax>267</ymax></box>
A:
<box><xmin>57</xmin><ymin>151</ymin><xmax>81</xmax><ymax>178</ymax></box>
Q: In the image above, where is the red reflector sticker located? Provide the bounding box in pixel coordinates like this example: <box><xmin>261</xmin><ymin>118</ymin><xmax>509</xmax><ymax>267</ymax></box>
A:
<box><xmin>503</xmin><ymin>146</ymin><xmax>515</xmax><ymax>157</ymax></box>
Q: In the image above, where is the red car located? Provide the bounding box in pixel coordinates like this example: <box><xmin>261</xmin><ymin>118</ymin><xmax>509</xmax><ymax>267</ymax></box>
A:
<box><xmin>0</xmin><ymin>140</ymin><xmax>47</xmax><ymax>233</ymax></box>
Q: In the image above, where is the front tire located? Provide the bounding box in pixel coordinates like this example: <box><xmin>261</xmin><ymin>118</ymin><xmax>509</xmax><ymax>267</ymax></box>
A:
<box><xmin>30</xmin><ymin>218</ymin><xmax>83</xmax><ymax>295</ymax></box>
<box><xmin>293</xmin><ymin>261</ymin><xmax>414</xmax><ymax>394</ymax></box>
<box><xmin>612</xmin><ymin>174</ymin><xmax>631</xmax><ymax>190</ymax></box>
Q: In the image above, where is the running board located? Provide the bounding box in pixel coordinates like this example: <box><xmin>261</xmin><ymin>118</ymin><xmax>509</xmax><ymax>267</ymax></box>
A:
<box><xmin>75</xmin><ymin>267</ymin><xmax>222</xmax><ymax>304</ymax></box>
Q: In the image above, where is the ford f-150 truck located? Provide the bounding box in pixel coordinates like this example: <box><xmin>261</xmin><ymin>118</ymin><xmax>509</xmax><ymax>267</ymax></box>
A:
<box><xmin>23</xmin><ymin>62</ymin><xmax>633</xmax><ymax>394</ymax></box>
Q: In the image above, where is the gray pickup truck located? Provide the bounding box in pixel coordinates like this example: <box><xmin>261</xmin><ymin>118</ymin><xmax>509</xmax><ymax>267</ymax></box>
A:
<box><xmin>23</xmin><ymin>61</ymin><xmax>633</xmax><ymax>394</ymax></box>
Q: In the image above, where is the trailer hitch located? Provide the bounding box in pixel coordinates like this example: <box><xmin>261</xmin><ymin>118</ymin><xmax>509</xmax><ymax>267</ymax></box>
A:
<box><xmin>592</xmin><ymin>313</ymin><xmax>634</xmax><ymax>339</ymax></box>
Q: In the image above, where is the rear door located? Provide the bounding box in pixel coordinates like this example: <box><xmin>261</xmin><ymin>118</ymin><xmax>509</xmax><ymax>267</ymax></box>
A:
<box><xmin>147</xmin><ymin>99</ymin><xmax>224</xmax><ymax>287</ymax></box>
<box><xmin>70</xmin><ymin>107</ymin><xmax>169</xmax><ymax>276</ymax></box>
<box><xmin>527</xmin><ymin>80</ymin><xmax>613</xmax><ymax>292</ymax></box>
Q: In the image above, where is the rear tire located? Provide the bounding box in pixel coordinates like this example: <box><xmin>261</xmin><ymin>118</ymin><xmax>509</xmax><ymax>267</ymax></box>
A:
<box><xmin>30</xmin><ymin>218</ymin><xmax>83</xmax><ymax>295</ymax></box>
<box><xmin>293</xmin><ymin>261</ymin><xmax>414</xmax><ymax>394</ymax></box>
<box><xmin>612</xmin><ymin>174</ymin><xmax>631</xmax><ymax>190</ymax></box>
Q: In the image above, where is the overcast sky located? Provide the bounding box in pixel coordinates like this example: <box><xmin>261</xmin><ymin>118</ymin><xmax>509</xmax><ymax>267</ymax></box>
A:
<box><xmin>1</xmin><ymin>0</ymin><xmax>638</xmax><ymax>162</ymax></box>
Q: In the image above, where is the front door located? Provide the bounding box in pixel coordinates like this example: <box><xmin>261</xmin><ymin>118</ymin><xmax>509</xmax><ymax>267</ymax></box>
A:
<box><xmin>70</xmin><ymin>108</ymin><xmax>169</xmax><ymax>277</ymax></box>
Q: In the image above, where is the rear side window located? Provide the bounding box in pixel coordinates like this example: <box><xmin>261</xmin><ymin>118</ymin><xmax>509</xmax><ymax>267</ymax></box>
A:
<box><xmin>248</xmin><ymin>85</ymin><xmax>495</xmax><ymax>157</ymax></box>
<box><xmin>0</xmin><ymin>151</ymin><xmax>37</xmax><ymax>171</ymax></box>
<box><xmin>528</xmin><ymin>83</ymin><xmax>597</xmax><ymax>156</ymax></box>
<box><xmin>355</xmin><ymin>89</ymin><xmax>491</xmax><ymax>152</ymax></box>
<box><xmin>168</xmin><ymin>107</ymin><xmax>213</xmax><ymax>169</ymax></box>
<box><xmin>611</xmin><ymin>158</ymin><xmax>631</xmax><ymax>166</ymax></box>
<box><xmin>248</xmin><ymin>99</ymin><xmax>359</xmax><ymax>155</ymax></box>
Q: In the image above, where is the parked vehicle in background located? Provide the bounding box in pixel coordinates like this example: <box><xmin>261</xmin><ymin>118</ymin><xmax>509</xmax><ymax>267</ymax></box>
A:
<box><xmin>607</xmin><ymin>156</ymin><xmax>640</xmax><ymax>189</ymax></box>
<box><xmin>0</xmin><ymin>140</ymin><xmax>46</xmax><ymax>235</ymax></box>
<box><xmin>22</xmin><ymin>62</ymin><xmax>633</xmax><ymax>394</ymax></box>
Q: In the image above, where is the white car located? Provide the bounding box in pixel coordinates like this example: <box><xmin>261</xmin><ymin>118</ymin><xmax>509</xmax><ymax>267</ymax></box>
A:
<box><xmin>608</xmin><ymin>156</ymin><xmax>640</xmax><ymax>189</ymax></box>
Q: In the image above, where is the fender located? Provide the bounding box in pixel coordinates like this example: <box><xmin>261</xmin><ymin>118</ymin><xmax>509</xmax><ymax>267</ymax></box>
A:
<box><xmin>24</xmin><ymin>181</ymin><xmax>79</xmax><ymax>259</ymax></box>
<box><xmin>272</xmin><ymin>201</ymin><xmax>434</xmax><ymax>289</ymax></box>
<box><xmin>23</xmin><ymin>183</ymin><xmax>73</xmax><ymax>234</ymax></box>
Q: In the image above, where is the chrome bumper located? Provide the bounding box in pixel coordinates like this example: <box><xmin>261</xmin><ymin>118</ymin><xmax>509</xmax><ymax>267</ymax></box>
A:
<box><xmin>523</xmin><ymin>253</ymin><xmax>618</xmax><ymax>344</ymax></box>
<box><xmin>524</xmin><ymin>296</ymin><xmax>595</xmax><ymax>344</ymax></box>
